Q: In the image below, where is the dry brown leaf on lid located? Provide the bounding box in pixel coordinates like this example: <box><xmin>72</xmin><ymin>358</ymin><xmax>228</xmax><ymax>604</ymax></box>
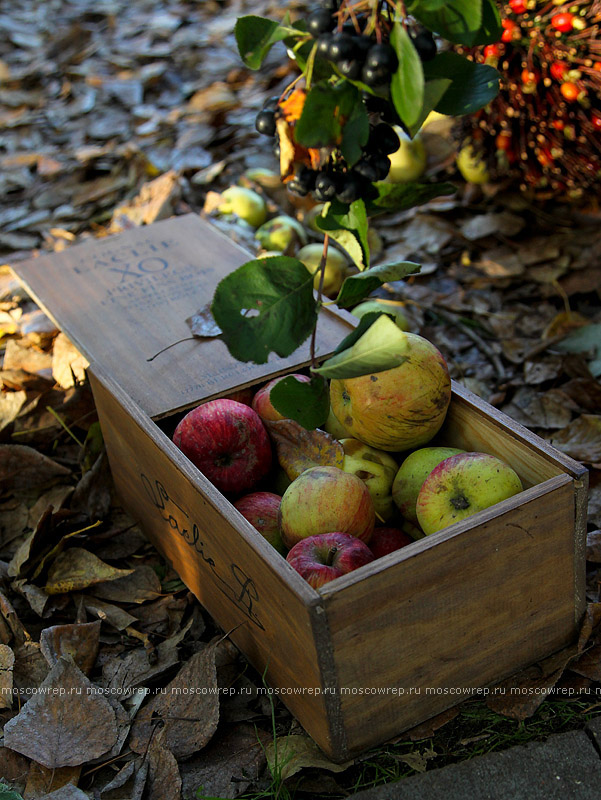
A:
<box><xmin>266</xmin><ymin>419</ymin><xmax>344</xmax><ymax>481</ymax></box>
<box><xmin>4</xmin><ymin>656</ymin><xmax>118</xmax><ymax>768</ymax></box>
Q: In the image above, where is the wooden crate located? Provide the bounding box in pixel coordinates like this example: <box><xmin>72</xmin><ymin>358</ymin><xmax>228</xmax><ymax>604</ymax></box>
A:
<box><xmin>12</xmin><ymin>215</ymin><xmax>588</xmax><ymax>762</ymax></box>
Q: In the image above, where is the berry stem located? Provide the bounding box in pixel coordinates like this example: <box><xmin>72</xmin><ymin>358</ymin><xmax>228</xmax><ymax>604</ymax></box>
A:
<box><xmin>309</xmin><ymin>232</ymin><xmax>331</xmax><ymax>369</ymax></box>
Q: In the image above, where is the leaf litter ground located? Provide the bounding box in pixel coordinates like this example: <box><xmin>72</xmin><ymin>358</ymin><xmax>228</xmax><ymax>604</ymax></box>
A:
<box><xmin>1</xmin><ymin>0</ymin><xmax>601</xmax><ymax>798</ymax></box>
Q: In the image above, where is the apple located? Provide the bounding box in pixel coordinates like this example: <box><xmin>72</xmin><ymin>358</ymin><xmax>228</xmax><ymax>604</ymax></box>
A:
<box><xmin>329</xmin><ymin>331</ymin><xmax>451</xmax><ymax>452</ymax></box>
<box><xmin>416</xmin><ymin>452</ymin><xmax>523</xmax><ymax>535</ymax></box>
<box><xmin>252</xmin><ymin>373</ymin><xmax>311</xmax><ymax>422</ymax></box>
<box><xmin>387</xmin><ymin>129</ymin><xmax>427</xmax><ymax>183</ymax></box>
<box><xmin>456</xmin><ymin>144</ymin><xmax>490</xmax><ymax>185</ymax></box>
<box><xmin>233</xmin><ymin>492</ymin><xmax>285</xmax><ymax>554</ymax></box>
<box><xmin>392</xmin><ymin>446</ymin><xmax>465</xmax><ymax>525</ymax></box>
<box><xmin>369</xmin><ymin>527</ymin><xmax>413</xmax><ymax>559</ymax></box>
<box><xmin>324</xmin><ymin>407</ymin><xmax>351</xmax><ymax>439</ymax></box>
<box><xmin>279</xmin><ymin>465</ymin><xmax>375</xmax><ymax>549</ymax></box>
<box><xmin>351</xmin><ymin>299</ymin><xmax>410</xmax><ymax>331</ymax></box>
<box><xmin>217</xmin><ymin>186</ymin><xmax>267</xmax><ymax>228</ymax></box>
<box><xmin>173</xmin><ymin>399</ymin><xmax>272</xmax><ymax>494</ymax></box>
<box><xmin>255</xmin><ymin>215</ymin><xmax>307</xmax><ymax>253</ymax></box>
<box><xmin>340</xmin><ymin>438</ymin><xmax>398</xmax><ymax>522</ymax></box>
<box><xmin>296</xmin><ymin>243</ymin><xmax>348</xmax><ymax>297</ymax></box>
<box><xmin>286</xmin><ymin>532</ymin><xmax>374</xmax><ymax>589</ymax></box>
<box><xmin>403</xmin><ymin>519</ymin><xmax>426</xmax><ymax>540</ymax></box>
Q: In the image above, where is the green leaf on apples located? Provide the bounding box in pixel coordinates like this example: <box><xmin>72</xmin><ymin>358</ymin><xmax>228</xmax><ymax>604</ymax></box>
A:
<box><xmin>235</xmin><ymin>14</ymin><xmax>299</xmax><ymax>69</ymax></box>
<box><xmin>334</xmin><ymin>261</ymin><xmax>421</xmax><ymax>309</ymax></box>
<box><xmin>367</xmin><ymin>181</ymin><xmax>456</xmax><ymax>215</ymax></box>
<box><xmin>316</xmin><ymin>199</ymin><xmax>369</xmax><ymax>271</ymax></box>
<box><xmin>423</xmin><ymin>53</ymin><xmax>499</xmax><ymax>116</ymax></box>
<box><xmin>270</xmin><ymin>374</ymin><xmax>330</xmax><ymax>430</ymax></box>
<box><xmin>390</xmin><ymin>22</ymin><xmax>424</xmax><ymax>129</ymax></box>
<box><xmin>211</xmin><ymin>256</ymin><xmax>318</xmax><ymax>364</ymax></box>
<box><xmin>313</xmin><ymin>314</ymin><xmax>411</xmax><ymax>379</ymax></box>
<box><xmin>295</xmin><ymin>80</ymin><xmax>358</xmax><ymax>149</ymax></box>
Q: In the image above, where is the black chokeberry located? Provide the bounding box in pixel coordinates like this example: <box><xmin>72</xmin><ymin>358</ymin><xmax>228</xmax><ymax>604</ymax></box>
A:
<box><xmin>369</xmin><ymin>152</ymin><xmax>391</xmax><ymax>180</ymax></box>
<box><xmin>328</xmin><ymin>32</ymin><xmax>357</xmax><ymax>62</ymax></box>
<box><xmin>296</xmin><ymin>166</ymin><xmax>317</xmax><ymax>192</ymax></box>
<box><xmin>362</xmin><ymin>64</ymin><xmax>388</xmax><ymax>87</ymax></box>
<box><xmin>262</xmin><ymin>95</ymin><xmax>279</xmax><ymax>111</ymax></box>
<box><xmin>288</xmin><ymin>178</ymin><xmax>308</xmax><ymax>197</ymax></box>
<box><xmin>412</xmin><ymin>30</ymin><xmax>437</xmax><ymax>62</ymax></box>
<box><xmin>308</xmin><ymin>8</ymin><xmax>334</xmax><ymax>37</ymax></box>
<box><xmin>317</xmin><ymin>33</ymin><xmax>333</xmax><ymax>58</ymax></box>
<box><xmin>369</xmin><ymin>123</ymin><xmax>400</xmax><ymax>155</ymax></box>
<box><xmin>354</xmin><ymin>158</ymin><xmax>380</xmax><ymax>183</ymax></box>
<box><xmin>314</xmin><ymin>171</ymin><xmax>338</xmax><ymax>201</ymax></box>
<box><xmin>338</xmin><ymin>58</ymin><xmax>362</xmax><ymax>79</ymax></box>
<box><xmin>365</xmin><ymin>42</ymin><xmax>398</xmax><ymax>74</ymax></box>
<box><xmin>336</xmin><ymin>174</ymin><xmax>364</xmax><ymax>203</ymax></box>
<box><xmin>255</xmin><ymin>109</ymin><xmax>276</xmax><ymax>136</ymax></box>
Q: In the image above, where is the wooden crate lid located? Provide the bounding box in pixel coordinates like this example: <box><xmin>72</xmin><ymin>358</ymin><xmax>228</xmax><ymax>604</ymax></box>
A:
<box><xmin>11</xmin><ymin>214</ymin><xmax>351</xmax><ymax>419</ymax></box>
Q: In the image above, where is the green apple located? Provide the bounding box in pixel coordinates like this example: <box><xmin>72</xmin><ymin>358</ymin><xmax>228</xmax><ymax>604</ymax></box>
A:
<box><xmin>416</xmin><ymin>452</ymin><xmax>523</xmax><ymax>535</ymax></box>
<box><xmin>387</xmin><ymin>130</ymin><xmax>427</xmax><ymax>183</ymax></box>
<box><xmin>456</xmin><ymin>144</ymin><xmax>490</xmax><ymax>185</ymax></box>
<box><xmin>392</xmin><ymin>447</ymin><xmax>465</xmax><ymax>526</ymax></box>
<box><xmin>324</xmin><ymin>407</ymin><xmax>351</xmax><ymax>439</ymax></box>
<box><xmin>351</xmin><ymin>299</ymin><xmax>410</xmax><ymax>331</ymax></box>
<box><xmin>242</xmin><ymin>167</ymin><xmax>281</xmax><ymax>189</ymax></box>
<box><xmin>296</xmin><ymin>243</ymin><xmax>348</xmax><ymax>297</ymax></box>
<box><xmin>402</xmin><ymin>519</ymin><xmax>426</xmax><ymax>540</ymax></box>
<box><xmin>218</xmin><ymin>187</ymin><xmax>267</xmax><ymax>228</ymax></box>
<box><xmin>340</xmin><ymin>438</ymin><xmax>398</xmax><ymax>522</ymax></box>
<box><xmin>255</xmin><ymin>215</ymin><xmax>307</xmax><ymax>253</ymax></box>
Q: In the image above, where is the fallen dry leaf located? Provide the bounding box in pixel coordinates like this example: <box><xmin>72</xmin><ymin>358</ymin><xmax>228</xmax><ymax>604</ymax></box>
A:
<box><xmin>4</xmin><ymin>656</ymin><xmax>118</xmax><ymax>768</ymax></box>
<box><xmin>44</xmin><ymin>547</ymin><xmax>134</xmax><ymax>594</ymax></box>
<box><xmin>39</xmin><ymin>620</ymin><xmax>101</xmax><ymax>675</ymax></box>
<box><xmin>147</xmin><ymin>727</ymin><xmax>182</xmax><ymax>800</ymax></box>
<box><xmin>0</xmin><ymin>445</ymin><xmax>71</xmax><ymax>492</ymax></box>
<box><xmin>0</xmin><ymin>745</ymin><xmax>29</xmax><ymax>788</ymax></box>
<box><xmin>395</xmin><ymin>745</ymin><xmax>437</xmax><ymax>773</ymax></box>
<box><xmin>0</xmin><ymin>643</ymin><xmax>15</xmax><ymax>709</ymax></box>
<box><xmin>51</xmin><ymin>332</ymin><xmax>89</xmax><ymax>389</ymax></box>
<box><xmin>587</xmin><ymin>531</ymin><xmax>601</xmax><ymax>563</ymax></box>
<box><xmin>24</xmin><ymin>762</ymin><xmax>81</xmax><ymax>799</ymax></box>
<box><xmin>266</xmin><ymin>419</ymin><xmax>344</xmax><ymax>481</ymax></box>
<box><xmin>548</xmin><ymin>415</ymin><xmax>601</xmax><ymax>463</ymax></box>
<box><xmin>91</xmin><ymin>564</ymin><xmax>162</xmax><ymax>605</ymax></box>
<box><xmin>265</xmin><ymin>734</ymin><xmax>353</xmax><ymax>781</ymax></box>
<box><xmin>80</xmin><ymin>595</ymin><xmax>138</xmax><ymax>631</ymax></box>
<box><xmin>43</xmin><ymin>785</ymin><xmax>90</xmax><ymax>800</ymax></box>
<box><xmin>0</xmin><ymin>389</ymin><xmax>27</xmax><ymax>433</ymax></box>
<box><xmin>129</xmin><ymin>640</ymin><xmax>220</xmax><ymax>759</ymax></box>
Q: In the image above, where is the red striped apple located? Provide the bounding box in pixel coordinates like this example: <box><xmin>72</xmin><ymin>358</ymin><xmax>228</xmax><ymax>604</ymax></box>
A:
<box><xmin>279</xmin><ymin>465</ymin><xmax>375</xmax><ymax>549</ymax></box>
<box><xmin>369</xmin><ymin>527</ymin><xmax>413</xmax><ymax>559</ymax></box>
<box><xmin>416</xmin><ymin>452</ymin><xmax>523</xmax><ymax>535</ymax></box>
<box><xmin>286</xmin><ymin>532</ymin><xmax>374</xmax><ymax>589</ymax></box>
<box><xmin>173</xmin><ymin>399</ymin><xmax>272</xmax><ymax>494</ymax></box>
<box><xmin>234</xmin><ymin>492</ymin><xmax>285</xmax><ymax>553</ymax></box>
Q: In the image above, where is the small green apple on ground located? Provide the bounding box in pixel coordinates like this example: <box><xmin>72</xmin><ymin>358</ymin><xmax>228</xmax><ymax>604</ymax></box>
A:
<box><xmin>217</xmin><ymin>186</ymin><xmax>267</xmax><ymax>228</ymax></box>
<box><xmin>279</xmin><ymin>465</ymin><xmax>375</xmax><ymax>549</ymax></box>
<box><xmin>392</xmin><ymin>446</ymin><xmax>465</xmax><ymax>526</ymax></box>
<box><xmin>416</xmin><ymin>452</ymin><xmax>523</xmax><ymax>535</ymax></box>
<box><xmin>296</xmin><ymin>243</ymin><xmax>348</xmax><ymax>298</ymax></box>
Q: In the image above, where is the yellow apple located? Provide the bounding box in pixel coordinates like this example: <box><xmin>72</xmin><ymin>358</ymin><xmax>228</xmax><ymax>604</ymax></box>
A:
<box><xmin>329</xmin><ymin>330</ymin><xmax>451</xmax><ymax>452</ymax></box>
<box><xmin>387</xmin><ymin>129</ymin><xmax>427</xmax><ymax>183</ymax></box>
<box><xmin>456</xmin><ymin>144</ymin><xmax>490</xmax><ymax>185</ymax></box>
<box><xmin>324</xmin><ymin>407</ymin><xmax>351</xmax><ymax>439</ymax></box>
<box><xmin>218</xmin><ymin>186</ymin><xmax>267</xmax><ymax>228</ymax></box>
<box><xmin>351</xmin><ymin>299</ymin><xmax>410</xmax><ymax>331</ymax></box>
<box><xmin>340</xmin><ymin>438</ymin><xmax>398</xmax><ymax>522</ymax></box>
<box><xmin>255</xmin><ymin>215</ymin><xmax>307</xmax><ymax>253</ymax></box>
<box><xmin>296</xmin><ymin>243</ymin><xmax>347</xmax><ymax>297</ymax></box>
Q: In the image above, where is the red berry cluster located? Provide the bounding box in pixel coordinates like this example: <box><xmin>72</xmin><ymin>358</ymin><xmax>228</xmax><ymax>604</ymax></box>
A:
<box><xmin>458</xmin><ymin>0</ymin><xmax>601</xmax><ymax>197</ymax></box>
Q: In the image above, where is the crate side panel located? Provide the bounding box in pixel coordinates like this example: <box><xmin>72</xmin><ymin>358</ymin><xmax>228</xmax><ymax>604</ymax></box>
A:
<box><xmin>323</xmin><ymin>479</ymin><xmax>577</xmax><ymax>755</ymax></box>
<box><xmin>11</xmin><ymin>215</ymin><xmax>351</xmax><ymax>419</ymax></box>
<box><xmin>89</xmin><ymin>373</ymin><xmax>339</xmax><ymax>752</ymax></box>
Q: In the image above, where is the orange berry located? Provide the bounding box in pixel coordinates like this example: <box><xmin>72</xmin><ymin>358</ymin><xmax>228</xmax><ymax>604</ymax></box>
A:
<box><xmin>495</xmin><ymin>131</ymin><xmax>513</xmax><ymax>150</ymax></box>
<box><xmin>551</xmin><ymin>13</ymin><xmax>574</xmax><ymax>33</ymax></box>
<box><xmin>560</xmin><ymin>82</ymin><xmax>579</xmax><ymax>101</ymax></box>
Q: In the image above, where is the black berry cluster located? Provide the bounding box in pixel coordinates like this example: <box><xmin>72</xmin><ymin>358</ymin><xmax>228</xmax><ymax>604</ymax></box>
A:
<box><xmin>287</xmin><ymin>120</ymin><xmax>400</xmax><ymax>203</ymax></box>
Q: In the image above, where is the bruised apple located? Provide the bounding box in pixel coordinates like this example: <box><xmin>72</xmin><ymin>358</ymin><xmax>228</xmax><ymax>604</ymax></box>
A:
<box><xmin>340</xmin><ymin>438</ymin><xmax>398</xmax><ymax>522</ymax></box>
<box><xmin>416</xmin><ymin>452</ymin><xmax>523</xmax><ymax>535</ymax></box>
<box><xmin>279</xmin><ymin>466</ymin><xmax>375</xmax><ymax>549</ymax></box>
<box><xmin>252</xmin><ymin>373</ymin><xmax>311</xmax><ymax>422</ymax></box>
<box><xmin>233</xmin><ymin>492</ymin><xmax>285</xmax><ymax>554</ymax></box>
<box><xmin>173</xmin><ymin>399</ymin><xmax>272</xmax><ymax>494</ymax></box>
<box><xmin>329</xmin><ymin>331</ymin><xmax>451</xmax><ymax>452</ymax></box>
<box><xmin>286</xmin><ymin>532</ymin><xmax>374</xmax><ymax>589</ymax></box>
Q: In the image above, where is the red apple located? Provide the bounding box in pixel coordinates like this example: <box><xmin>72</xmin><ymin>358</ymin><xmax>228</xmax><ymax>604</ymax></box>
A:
<box><xmin>234</xmin><ymin>491</ymin><xmax>285</xmax><ymax>554</ymax></box>
<box><xmin>286</xmin><ymin>532</ymin><xmax>374</xmax><ymax>589</ymax></box>
<box><xmin>279</xmin><ymin>465</ymin><xmax>375</xmax><ymax>549</ymax></box>
<box><xmin>173</xmin><ymin>399</ymin><xmax>272</xmax><ymax>494</ymax></box>
<box><xmin>252</xmin><ymin>373</ymin><xmax>311</xmax><ymax>422</ymax></box>
<box><xmin>369</xmin><ymin>527</ymin><xmax>413</xmax><ymax>559</ymax></box>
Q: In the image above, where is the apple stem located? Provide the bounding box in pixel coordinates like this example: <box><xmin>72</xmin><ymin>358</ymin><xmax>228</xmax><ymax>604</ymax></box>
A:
<box><xmin>309</xmin><ymin>233</ymin><xmax>330</xmax><ymax>370</ymax></box>
<box><xmin>146</xmin><ymin>336</ymin><xmax>198</xmax><ymax>362</ymax></box>
<box><xmin>325</xmin><ymin>544</ymin><xmax>338</xmax><ymax>566</ymax></box>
